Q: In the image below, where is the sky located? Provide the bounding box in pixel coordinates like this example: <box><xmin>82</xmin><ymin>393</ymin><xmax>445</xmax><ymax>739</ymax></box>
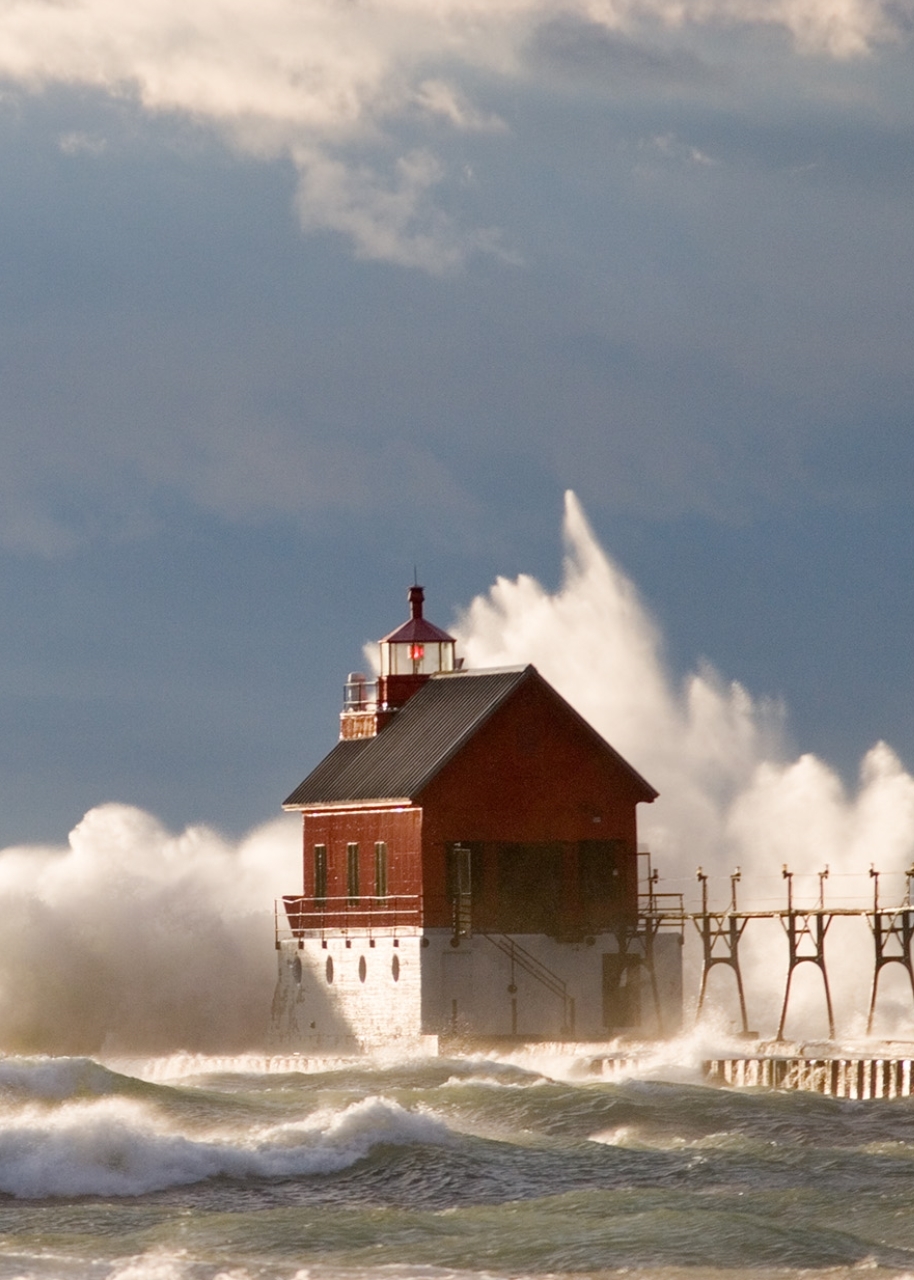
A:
<box><xmin>0</xmin><ymin>0</ymin><xmax>913</xmax><ymax>851</ymax></box>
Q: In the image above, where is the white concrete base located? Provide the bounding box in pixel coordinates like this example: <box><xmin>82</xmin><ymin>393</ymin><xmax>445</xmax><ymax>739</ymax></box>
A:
<box><xmin>271</xmin><ymin>927</ymin><xmax>684</xmax><ymax>1052</ymax></box>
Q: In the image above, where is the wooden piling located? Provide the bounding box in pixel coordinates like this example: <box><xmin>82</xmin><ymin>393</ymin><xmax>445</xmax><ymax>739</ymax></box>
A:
<box><xmin>701</xmin><ymin>1054</ymin><xmax>914</xmax><ymax>1098</ymax></box>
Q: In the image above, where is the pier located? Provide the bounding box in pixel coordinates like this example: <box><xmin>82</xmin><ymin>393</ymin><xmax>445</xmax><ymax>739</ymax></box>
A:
<box><xmin>588</xmin><ymin>1044</ymin><xmax>914</xmax><ymax>1097</ymax></box>
<box><xmin>638</xmin><ymin>857</ymin><xmax>914</xmax><ymax>1039</ymax></box>
<box><xmin>628</xmin><ymin>858</ymin><xmax>914</xmax><ymax>1095</ymax></box>
<box><xmin>703</xmin><ymin>1052</ymin><xmax>914</xmax><ymax>1098</ymax></box>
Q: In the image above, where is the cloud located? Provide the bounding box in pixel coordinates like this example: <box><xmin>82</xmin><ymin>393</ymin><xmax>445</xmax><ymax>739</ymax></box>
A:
<box><xmin>58</xmin><ymin>130</ymin><xmax>107</xmax><ymax>155</ymax></box>
<box><xmin>530</xmin><ymin>15</ymin><xmax>714</xmax><ymax>86</ymax></box>
<box><xmin>291</xmin><ymin>145</ymin><xmax>514</xmax><ymax>272</ymax></box>
<box><xmin>0</xmin><ymin>0</ymin><xmax>908</xmax><ymax>267</ymax></box>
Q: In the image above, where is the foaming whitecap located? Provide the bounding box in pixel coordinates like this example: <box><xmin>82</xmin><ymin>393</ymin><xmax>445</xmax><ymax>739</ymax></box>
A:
<box><xmin>0</xmin><ymin>1092</ymin><xmax>453</xmax><ymax>1199</ymax></box>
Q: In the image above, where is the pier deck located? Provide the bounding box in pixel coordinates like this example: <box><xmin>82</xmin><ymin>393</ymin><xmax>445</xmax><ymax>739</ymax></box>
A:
<box><xmin>589</xmin><ymin>1043</ymin><xmax>914</xmax><ymax>1097</ymax></box>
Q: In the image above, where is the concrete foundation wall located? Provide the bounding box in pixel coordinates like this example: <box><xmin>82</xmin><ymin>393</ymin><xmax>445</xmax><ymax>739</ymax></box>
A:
<box><xmin>271</xmin><ymin>928</ymin><xmax>683</xmax><ymax>1050</ymax></box>
<box><xmin>422</xmin><ymin>930</ymin><xmax>683</xmax><ymax>1040</ymax></box>
<box><xmin>271</xmin><ymin>935</ymin><xmax>429</xmax><ymax>1052</ymax></box>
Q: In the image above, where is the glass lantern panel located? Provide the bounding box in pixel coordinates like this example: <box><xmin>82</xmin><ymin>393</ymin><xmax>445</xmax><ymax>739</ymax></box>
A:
<box><xmin>380</xmin><ymin>639</ymin><xmax>456</xmax><ymax>676</ymax></box>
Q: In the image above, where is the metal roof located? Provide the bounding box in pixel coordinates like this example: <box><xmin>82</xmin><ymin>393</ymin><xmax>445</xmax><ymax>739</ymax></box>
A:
<box><xmin>282</xmin><ymin>664</ymin><xmax>657</xmax><ymax>809</ymax></box>
<box><xmin>283</xmin><ymin>739</ymin><xmax>372</xmax><ymax>807</ymax></box>
<box><xmin>379</xmin><ymin>616</ymin><xmax>455</xmax><ymax>645</ymax></box>
<box><xmin>378</xmin><ymin>583</ymin><xmax>455</xmax><ymax>646</ymax></box>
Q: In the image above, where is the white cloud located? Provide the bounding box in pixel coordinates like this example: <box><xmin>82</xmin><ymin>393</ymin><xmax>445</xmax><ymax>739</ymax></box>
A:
<box><xmin>0</xmin><ymin>0</ymin><xmax>907</xmax><ymax>267</ymax></box>
<box><xmin>291</xmin><ymin>144</ymin><xmax>511</xmax><ymax>271</ymax></box>
<box><xmin>410</xmin><ymin>78</ymin><xmax>508</xmax><ymax>132</ymax></box>
<box><xmin>58</xmin><ymin>130</ymin><xmax>107</xmax><ymax>155</ymax></box>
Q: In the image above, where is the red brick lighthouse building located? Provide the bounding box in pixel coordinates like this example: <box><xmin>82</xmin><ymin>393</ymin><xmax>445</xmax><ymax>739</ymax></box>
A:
<box><xmin>272</xmin><ymin>586</ymin><xmax>682</xmax><ymax>1051</ymax></box>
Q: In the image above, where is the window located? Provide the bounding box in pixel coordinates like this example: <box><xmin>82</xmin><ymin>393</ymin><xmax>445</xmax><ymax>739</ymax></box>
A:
<box><xmin>446</xmin><ymin>843</ymin><xmax>473</xmax><ymax>936</ymax></box>
<box><xmin>314</xmin><ymin>845</ymin><xmax>328</xmax><ymax>905</ymax></box>
<box><xmin>446</xmin><ymin>844</ymin><xmax>473</xmax><ymax>900</ymax></box>
<box><xmin>374</xmin><ymin>842</ymin><xmax>388</xmax><ymax>899</ymax></box>
<box><xmin>578</xmin><ymin>840</ymin><xmax>629</xmax><ymax>932</ymax></box>
<box><xmin>347</xmin><ymin>842</ymin><xmax>360</xmax><ymax>904</ymax></box>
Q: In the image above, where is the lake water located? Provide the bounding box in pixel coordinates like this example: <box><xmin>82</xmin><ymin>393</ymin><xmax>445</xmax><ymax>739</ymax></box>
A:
<box><xmin>2</xmin><ymin>1045</ymin><xmax>914</xmax><ymax>1280</ymax></box>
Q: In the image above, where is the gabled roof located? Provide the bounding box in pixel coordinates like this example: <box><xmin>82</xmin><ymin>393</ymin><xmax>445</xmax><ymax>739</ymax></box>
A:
<box><xmin>282</xmin><ymin>664</ymin><xmax>657</xmax><ymax>809</ymax></box>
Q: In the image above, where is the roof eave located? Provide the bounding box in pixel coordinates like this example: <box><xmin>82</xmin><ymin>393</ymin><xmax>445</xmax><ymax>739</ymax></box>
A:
<box><xmin>282</xmin><ymin>797</ymin><xmax>414</xmax><ymax>813</ymax></box>
<box><xmin>379</xmin><ymin>619</ymin><xmax>456</xmax><ymax>645</ymax></box>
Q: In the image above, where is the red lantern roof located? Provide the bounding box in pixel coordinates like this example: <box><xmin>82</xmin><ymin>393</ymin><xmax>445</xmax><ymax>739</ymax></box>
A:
<box><xmin>379</xmin><ymin>585</ymin><xmax>455</xmax><ymax>646</ymax></box>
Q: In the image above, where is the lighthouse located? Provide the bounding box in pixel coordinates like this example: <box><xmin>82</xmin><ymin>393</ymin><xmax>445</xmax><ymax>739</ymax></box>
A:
<box><xmin>271</xmin><ymin>586</ymin><xmax>683</xmax><ymax>1052</ymax></box>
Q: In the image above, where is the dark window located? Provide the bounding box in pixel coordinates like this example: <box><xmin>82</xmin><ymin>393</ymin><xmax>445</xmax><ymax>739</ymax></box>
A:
<box><xmin>325</xmin><ymin>955</ymin><xmax>334</xmax><ymax>984</ymax></box>
<box><xmin>579</xmin><ymin>840</ymin><xmax>628</xmax><ymax>928</ymax></box>
<box><xmin>374</xmin><ymin>842</ymin><xmax>388</xmax><ymax>899</ymax></box>
<box><xmin>446</xmin><ymin>844</ymin><xmax>473</xmax><ymax>899</ymax></box>
<box><xmin>347</xmin><ymin>843</ymin><xmax>360</xmax><ymax>904</ymax></box>
<box><xmin>446</xmin><ymin>843</ymin><xmax>473</xmax><ymax>936</ymax></box>
<box><xmin>314</xmin><ymin>845</ymin><xmax>328</xmax><ymax>905</ymax></box>
<box><xmin>579</xmin><ymin>840</ymin><xmax>625</xmax><ymax>899</ymax></box>
<box><xmin>391</xmin><ymin>953</ymin><xmax>400</xmax><ymax>982</ymax></box>
<box><xmin>358</xmin><ymin>955</ymin><xmax>367</xmax><ymax>982</ymax></box>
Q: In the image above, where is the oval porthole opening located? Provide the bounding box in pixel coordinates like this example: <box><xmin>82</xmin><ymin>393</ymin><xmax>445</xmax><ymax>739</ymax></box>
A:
<box><xmin>325</xmin><ymin>956</ymin><xmax>334</xmax><ymax>984</ymax></box>
<box><xmin>391</xmin><ymin>954</ymin><xmax>400</xmax><ymax>982</ymax></box>
<box><xmin>292</xmin><ymin>956</ymin><xmax>302</xmax><ymax>984</ymax></box>
<box><xmin>358</xmin><ymin>955</ymin><xmax>367</xmax><ymax>983</ymax></box>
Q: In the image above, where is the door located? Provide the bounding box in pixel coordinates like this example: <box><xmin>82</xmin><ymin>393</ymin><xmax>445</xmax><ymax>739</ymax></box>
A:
<box><xmin>602</xmin><ymin>952</ymin><xmax>641</xmax><ymax>1029</ymax></box>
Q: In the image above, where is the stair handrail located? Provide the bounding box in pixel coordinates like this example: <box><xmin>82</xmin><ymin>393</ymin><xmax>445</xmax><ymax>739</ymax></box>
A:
<box><xmin>482</xmin><ymin>933</ymin><xmax>574</xmax><ymax>1032</ymax></box>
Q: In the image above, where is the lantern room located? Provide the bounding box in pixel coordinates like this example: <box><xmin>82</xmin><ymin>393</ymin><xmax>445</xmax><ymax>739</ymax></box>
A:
<box><xmin>339</xmin><ymin>585</ymin><xmax>459</xmax><ymax>740</ymax></box>
<box><xmin>379</xmin><ymin>585</ymin><xmax>456</xmax><ymax>678</ymax></box>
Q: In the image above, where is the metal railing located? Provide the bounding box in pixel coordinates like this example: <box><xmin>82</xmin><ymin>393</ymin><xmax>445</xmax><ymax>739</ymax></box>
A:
<box><xmin>277</xmin><ymin>894</ymin><xmax>423</xmax><ymax>940</ymax></box>
<box><xmin>638</xmin><ymin>891</ymin><xmax>686</xmax><ymax>926</ymax></box>
<box><xmin>342</xmin><ymin>677</ymin><xmax>380</xmax><ymax>711</ymax></box>
<box><xmin>482</xmin><ymin>933</ymin><xmax>575</xmax><ymax>1036</ymax></box>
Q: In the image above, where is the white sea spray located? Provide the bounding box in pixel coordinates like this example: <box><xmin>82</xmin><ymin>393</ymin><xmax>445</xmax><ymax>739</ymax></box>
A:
<box><xmin>456</xmin><ymin>492</ymin><xmax>914</xmax><ymax>1038</ymax></box>
<box><xmin>0</xmin><ymin>494</ymin><xmax>912</xmax><ymax>1052</ymax></box>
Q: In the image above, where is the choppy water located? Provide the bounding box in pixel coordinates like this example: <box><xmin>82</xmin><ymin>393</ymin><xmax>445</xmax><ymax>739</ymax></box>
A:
<box><xmin>2</xmin><ymin>1046</ymin><xmax>914</xmax><ymax>1280</ymax></box>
